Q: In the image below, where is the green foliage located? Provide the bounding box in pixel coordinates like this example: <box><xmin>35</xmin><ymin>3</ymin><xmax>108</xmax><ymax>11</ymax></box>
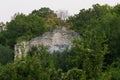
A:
<box><xmin>53</xmin><ymin>50</ymin><xmax>70</xmax><ymax>72</ymax></box>
<box><xmin>0</xmin><ymin>7</ymin><xmax>63</xmax><ymax>49</ymax></box>
<box><xmin>0</xmin><ymin>44</ymin><xmax>14</xmax><ymax>65</ymax></box>
<box><xmin>68</xmin><ymin>4</ymin><xmax>111</xmax><ymax>35</ymax></box>
<box><xmin>0</xmin><ymin>56</ymin><xmax>49</xmax><ymax>80</ymax></box>
<box><xmin>49</xmin><ymin>69</ymin><xmax>63</xmax><ymax>80</ymax></box>
<box><xmin>113</xmin><ymin>4</ymin><xmax>120</xmax><ymax>15</ymax></box>
<box><xmin>0</xmin><ymin>45</ymin><xmax>54</xmax><ymax>80</ymax></box>
<box><xmin>31</xmin><ymin>7</ymin><xmax>63</xmax><ymax>31</ymax></box>
<box><xmin>31</xmin><ymin>7</ymin><xmax>54</xmax><ymax>18</ymax></box>
<box><xmin>64</xmin><ymin>68</ymin><xmax>84</xmax><ymax>80</ymax></box>
<box><xmin>67</xmin><ymin>4</ymin><xmax>120</xmax><ymax>79</ymax></box>
<box><xmin>0</xmin><ymin>4</ymin><xmax>120</xmax><ymax>80</ymax></box>
<box><xmin>107</xmin><ymin>60</ymin><xmax>120</xmax><ymax>80</ymax></box>
<box><xmin>0</xmin><ymin>13</ymin><xmax>46</xmax><ymax>48</ymax></box>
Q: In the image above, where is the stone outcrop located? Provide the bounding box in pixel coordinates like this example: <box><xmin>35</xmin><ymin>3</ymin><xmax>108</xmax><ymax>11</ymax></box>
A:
<box><xmin>14</xmin><ymin>27</ymin><xmax>80</xmax><ymax>59</ymax></box>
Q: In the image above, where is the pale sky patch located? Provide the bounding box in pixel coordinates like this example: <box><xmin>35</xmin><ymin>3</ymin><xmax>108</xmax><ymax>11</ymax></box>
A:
<box><xmin>0</xmin><ymin>0</ymin><xmax>120</xmax><ymax>22</ymax></box>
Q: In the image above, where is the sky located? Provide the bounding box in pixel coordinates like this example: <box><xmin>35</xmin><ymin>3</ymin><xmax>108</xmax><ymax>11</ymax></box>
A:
<box><xmin>0</xmin><ymin>0</ymin><xmax>120</xmax><ymax>22</ymax></box>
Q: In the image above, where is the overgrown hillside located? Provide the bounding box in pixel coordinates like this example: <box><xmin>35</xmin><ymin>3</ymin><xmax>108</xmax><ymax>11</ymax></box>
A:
<box><xmin>0</xmin><ymin>4</ymin><xmax>120</xmax><ymax>80</ymax></box>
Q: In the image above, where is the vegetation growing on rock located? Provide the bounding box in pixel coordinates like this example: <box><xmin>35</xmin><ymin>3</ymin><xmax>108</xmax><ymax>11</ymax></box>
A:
<box><xmin>0</xmin><ymin>4</ymin><xmax>120</xmax><ymax>80</ymax></box>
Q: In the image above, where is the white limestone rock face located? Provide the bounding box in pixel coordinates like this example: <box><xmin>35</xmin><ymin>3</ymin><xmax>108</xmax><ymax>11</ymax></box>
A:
<box><xmin>14</xmin><ymin>27</ymin><xmax>80</xmax><ymax>59</ymax></box>
<box><xmin>14</xmin><ymin>41</ymin><xmax>29</xmax><ymax>59</ymax></box>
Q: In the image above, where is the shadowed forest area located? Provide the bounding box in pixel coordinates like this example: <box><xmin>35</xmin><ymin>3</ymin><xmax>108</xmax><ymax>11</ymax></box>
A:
<box><xmin>0</xmin><ymin>4</ymin><xmax>120</xmax><ymax>80</ymax></box>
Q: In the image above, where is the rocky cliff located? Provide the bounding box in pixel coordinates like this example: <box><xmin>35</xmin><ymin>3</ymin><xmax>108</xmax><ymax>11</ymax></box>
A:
<box><xmin>14</xmin><ymin>27</ymin><xmax>80</xmax><ymax>59</ymax></box>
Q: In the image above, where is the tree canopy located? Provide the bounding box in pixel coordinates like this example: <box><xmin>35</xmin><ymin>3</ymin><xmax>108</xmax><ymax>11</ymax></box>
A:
<box><xmin>0</xmin><ymin>4</ymin><xmax>120</xmax><ymax>80</ymax></box>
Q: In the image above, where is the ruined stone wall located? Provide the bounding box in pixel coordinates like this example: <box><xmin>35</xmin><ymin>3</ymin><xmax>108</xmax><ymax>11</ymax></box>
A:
<box><xmin>14</xmin><ymin>27</ymin><xmax>80</xmax><ymax>59</ymax></box>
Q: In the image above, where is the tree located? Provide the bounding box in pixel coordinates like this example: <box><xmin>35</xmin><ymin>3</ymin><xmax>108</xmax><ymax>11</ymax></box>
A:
<box><xmin>0</xmin><ymin>44</ymin><xmax>14</xmax><ymax>65</ymax></box>
<box><xmin>0</xmin><ymin>46</ymin><xmax>54</xmax><ymax>80</ymax></box>
<box><xmin>64</xmin><ymin>68</ymin><xmax>83</xmax><ymax>80</ymax></box>
<box><xmin>0</xmin><ymin>13</ymin><xmax>46</xmax><ymax>48</ymax></box>
<box><xmin>31</xmin><ymin>7</ymin><xmax>54</xmax><ymax>18</ymax></box>
<box><xmin>0</xmin><ymin>4</ymin><xmax>120</xmax><ymax>80</ymax></box>
<box><xmin>68</xmin><ymin>4</ymin><xmax>111</xmax><ymax>35</ymax></box>
<box><xmin>31</xmin><ymin>7</ymin><xmax>64</xmax><ymax>30</ymax></box>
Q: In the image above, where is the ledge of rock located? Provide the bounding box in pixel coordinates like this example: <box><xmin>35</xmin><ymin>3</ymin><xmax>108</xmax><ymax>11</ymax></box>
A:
<box><xmin>14</xmin><ymin>27</ymin><xmax>80</xmax><ymax>59</ymax></box>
